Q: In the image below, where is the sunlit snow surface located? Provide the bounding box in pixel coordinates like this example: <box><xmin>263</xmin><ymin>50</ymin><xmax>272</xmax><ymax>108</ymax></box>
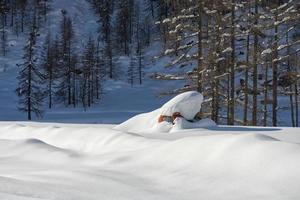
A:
<box><xmin>0</xmin><ymin>121</ymin><xmax>300</xmax><ymax>200</ymax></box>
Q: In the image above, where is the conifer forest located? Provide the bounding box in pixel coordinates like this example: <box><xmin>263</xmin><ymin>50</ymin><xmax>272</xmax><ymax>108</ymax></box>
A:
<box><xmin>0</xmin><ymin>0</ymin><xmax>299</xmax><ymax>127</ymax></box>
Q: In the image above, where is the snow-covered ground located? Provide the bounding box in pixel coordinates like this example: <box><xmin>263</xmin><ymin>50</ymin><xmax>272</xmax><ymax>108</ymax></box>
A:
<box><xmin>0</xmin><ymin>92</ymin><xmax>300</xmax><ymax>200</ymax></box>
<box><xmin>0</xmin><ymin>121</ymin><xmax>300</xmax><ymax>200</ymax></box>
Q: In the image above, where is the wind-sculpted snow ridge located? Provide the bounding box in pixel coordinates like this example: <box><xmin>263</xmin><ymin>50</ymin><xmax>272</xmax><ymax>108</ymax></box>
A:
<box><xmin>0</xmin><ymin>121</ymin><xmax>300</xmax><ymax>200</ymax></box>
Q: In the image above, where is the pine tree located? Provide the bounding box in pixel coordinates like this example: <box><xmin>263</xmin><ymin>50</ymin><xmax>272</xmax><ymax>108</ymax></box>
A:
<box><xmin>94</xmin><ymin>39</ymin><xmax>104</xmax><ymax>100</ymax></box>
<box><xmin>115</xmin><ymin>0</ymin><xmax>134</xmax><ymax>55</ymax></box>
<box><xmin>128</xmin><ymin>54</ymin><xmax>136</xmax><ymax>86</ymax></box>
<box><xmin>91</xmin><ymin>0</ymin><xmax>115</xmax><ymax>79</ymax></box>
<box><xmin>0</xmin><ymin>0</ymin><xmax>8</xmax><ymax>56</ymax></box>
<box><xmin>0</xmin><ymin>18</ymin><xmax>7</xmax><ymax>56</ymax></box>
<box><xmin>16</xmin><ymin>22</ymin><xmax>44</xmax><ymax>120</ymax></box>
<box><xmin>56</xmin><ymin>10</ymin><xmax>75</xmax><ymax>106</ymax></box>
<box><xmin>134</xmin><ymin>1</ymin><xmax>143</xmax><ymax>85</ymax></box>
<box><xmin>81</xmin><ymin>37</ymin><xmax>96</xmax><ymax>108</ymax></box>
<box><xmin>41</xmin><ymin>31</ymin><xmax>56</xmax><ymax>109</ymax></box>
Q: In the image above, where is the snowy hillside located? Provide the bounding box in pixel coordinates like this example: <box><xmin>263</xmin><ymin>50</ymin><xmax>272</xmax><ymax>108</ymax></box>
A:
<box><xmin>0</xmin><ymin>121</ymin><xmax>300</xmax><ymax>200</ymax></box>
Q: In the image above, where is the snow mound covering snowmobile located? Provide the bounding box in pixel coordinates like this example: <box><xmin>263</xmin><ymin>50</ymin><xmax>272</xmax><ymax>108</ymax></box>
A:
<box><xmin>115</xmin><ymin>91</ymin><xmax>216</xmax><ymax>133</ymax></box>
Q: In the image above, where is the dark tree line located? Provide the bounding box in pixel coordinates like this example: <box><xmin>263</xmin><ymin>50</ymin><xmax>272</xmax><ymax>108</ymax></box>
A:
<box><xmin>8</xmin><ymin>0</ymin><xmax>300</xmax><ymax>125</ymax></box>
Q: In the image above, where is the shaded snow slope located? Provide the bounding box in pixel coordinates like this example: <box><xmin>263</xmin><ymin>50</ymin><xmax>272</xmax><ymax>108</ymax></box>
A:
<box><xmin>0</xmin><ymin>122</ymin><xmax>300</xmax><ymax>200</ymax></box>
<box><xmin>0</xmin><ymin>0</ymin><xmax>179</xmax><ymax>123</ymax></box>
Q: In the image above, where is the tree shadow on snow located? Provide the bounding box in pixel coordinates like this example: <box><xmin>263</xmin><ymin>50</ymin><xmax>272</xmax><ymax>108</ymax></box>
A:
<box><xmin>205</xmin><ymin>126</ymin><xmax>281</xmax><ymax>132</ymax></box>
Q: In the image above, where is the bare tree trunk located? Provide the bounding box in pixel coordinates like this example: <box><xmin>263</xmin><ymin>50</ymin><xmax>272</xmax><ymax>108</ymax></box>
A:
<box><xmin>108</xmin><ymin>32</ymin><xmax>113</xmax><ymax>79</ymax></box>
<box><xmin>73</xmin><ymin>72</ymin><xmax>76</xmax><ymax>108</ymax></box>
<box><xmin>68</xmin><ymin>40</ymin><xmax>72</xmax><ymax>105</ymax></box>
<box><xmin>213</xmin><ymin>9</ymin><xmax>223</xmax><ymax>124</ymax></box>
<box><xmin>21</xmin><ymin>10</ymin><xmax>24</xmax><ymax>32</ymax></box>
<box><xmin>88</xmin><ymin>73</ymin><xmax>91</xmax><ymax>107</ymax></box>
<box><xmin>96</xmin><ymin>40</ymin><xmax>101</xmax><ymax>99</ymax></box>
<box><xmin>28</xmin><ymin>64</ymin><xmax>32</xmax><ymax>120</ymax></box>
<box><xmin>244</xmin><ymin>33</ymin><xmax>250</xmax><ymax>125</ymax></box>
<box><xmin>197</xmin><ymin>0</ymin><xmax>203</xmax><ymax>93</ymax></box>
<box><xmin>91</xmin><ymin>71</ymin><xmax>94</xmax><ymax>104</ymax></box>
<box><xmin>289</xmin><ymin>86</ymin><xmax>295</xmax><ymax>127</ymax></box>
<box><xmin>286</xmin><ymin>32</ymin><xmax>295</xmax><ymax>127</ymax></box>
<box><xmin>272</xmin><ymin>2</ymin><xmax>279</xmax><ymax>127</ymax></box>
<box><xmin>229</xmin><ymin>0</ymin><xmax>235</xmax><ymax>125</ymax></box>
<box><xmin>295</xmin><ymin>53</ymin><xmax>299</xmax><ymax>127</ymax></box>
<box><xmin>27</xmin><ymin>40</ymin><xmax>33</xmax><ymax>120</ymax></box>
<box><xmin>10</xmin><ymin>3</ymin><xmax>14</xmax><ymax>27</ymax></box>
<box><xmin>49</xmin><ymin>67</ymin><xmax>53</xmax><ymax>109</ymax></box>
<box><xmin>243</xmin><ymin>1</ymin><xmax>251</xmax><ymax>126</ymax></box>
<box><xmin>136</xmin><ymin>14</ymin><xmax>142</xmax><ymax>85</ymax></box>
<box><xmin>227</xmin><ymin>66</ymin><xmax>230</xmax><ymax>125</ymax></box>
<box><xmin>295</xmin><ymin>82</ymin><xmax>299</xmax><ymax>127</ymax></box>
<box><xmin>1</xmin><ymin>15</ymin><xmax>6</xmax><ymax>56</ymax></box>
<box><xmin>252</xmin><ymin>0</ymin><xmax>259</xmax><ymax>126</ymax></box>
<box><xmin>263</xmin><ymin>56</ymin><xmax>269</xmax><ymax>127</ymax></box>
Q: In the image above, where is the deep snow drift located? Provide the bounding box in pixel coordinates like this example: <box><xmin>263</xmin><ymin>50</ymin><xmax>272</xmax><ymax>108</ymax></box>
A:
<box><xmin>0</xmin><ymin>122</ymin><xmax>300</xmax><ymax>200</ymax></box>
